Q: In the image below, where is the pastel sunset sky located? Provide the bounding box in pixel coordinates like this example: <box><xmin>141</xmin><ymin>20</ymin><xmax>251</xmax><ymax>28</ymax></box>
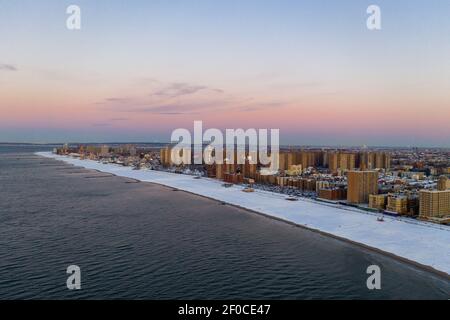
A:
<box><xmin>0</xmin><ymin>0</ymin><xmax>449</xmax><ymax>146</ymax></box>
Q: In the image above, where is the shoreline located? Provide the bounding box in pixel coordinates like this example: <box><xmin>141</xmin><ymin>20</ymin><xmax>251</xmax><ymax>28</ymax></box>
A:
<box><xmin>158</xmin><ymin>185</ymin><xmax>450</xmax><ymax>281</ymax></box>
<box><xmin>36</xmin><ymin>152</ymin><xmax>450</xmax><ymax>279</ymax></box>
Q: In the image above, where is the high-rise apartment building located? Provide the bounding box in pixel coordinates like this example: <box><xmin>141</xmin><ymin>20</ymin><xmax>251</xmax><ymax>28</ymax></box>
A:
<box><xmin>326</xmin><ymin>151</ymin><xmax>357</xmax><ymax>173</ymax></box>
<box><xmin>359</xmin><ymin>152</ymin><xmax>390</xmax><ymax>170</ymax></box>
<box><xmin>327</xmin><ymin>152</ymin><xmax>339</xmax><ymax>173</ymax></box>
<box><xmin>286</xmin><ymin>153</ymin><xmax>295</xmax><ymax>169</ymax></box>
<box><xmin>347</xmin><ymin>170</ymin><xmax>379</xmax><ymax>204</ymax></box>
<box><xmin>339</xmin><ymin>153</ymin><xmax>356</xmax><ymax>171</ymax></box>
<box><xmin>279</xmin><ymin>152</ymin><xmax>287</xmax><ymax>171</ymax></box>
<box><xmin>419</xmin><ymin>189</ymin><xmax>450</xmax><ymax>218</ymax></box>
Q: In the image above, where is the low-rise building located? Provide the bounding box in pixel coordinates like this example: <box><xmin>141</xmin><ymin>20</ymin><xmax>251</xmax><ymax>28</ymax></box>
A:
<box><xmin>318</xmin><ymin>188</ymin><xmax>347</xmax><ymax>201</ymax></box>
<box><xmin>437</xmin><ymin>175</ymin><xmax>450</xmax><ymax>191</ymax></box>
<box><xmin>386</xmin><ymin>195</ymin><xmax>408</xmax><ymax>215</ymax></box>
<box><xmin>369</xmin><ymin>194</ymin><xmax>387</xmax><ymax>210</ymax></box>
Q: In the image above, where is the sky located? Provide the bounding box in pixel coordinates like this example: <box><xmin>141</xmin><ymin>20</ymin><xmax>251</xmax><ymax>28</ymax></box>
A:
<box><xmin>0</xmin><ymin>0</ymin><xmax>449</xmax><ymax>146</ymax></box>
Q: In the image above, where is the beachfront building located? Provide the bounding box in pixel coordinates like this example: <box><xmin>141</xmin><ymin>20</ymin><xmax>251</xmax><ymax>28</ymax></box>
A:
<box><xmin>369</xmin><ymin>194</ymin><xmax>387</xmax><ymax>210</ymax></box>
<box><xmin>318</xmin><ymin>187</ymin><xmax>347</xmax><ymax>201</ymax></box>
<box><xmin>419</xmin><ymin>189</ymin><xmax>450</xmax><ymax>219</ymax></box>
<box><xmin>347</xmin><ymin>170</ymin><xmax>379</xmax><ymax>204</ymax></box>
<box><xmin>386</xmin><ymin>194</ymin><xmax>408</xmax><ymax>215</ymax></box>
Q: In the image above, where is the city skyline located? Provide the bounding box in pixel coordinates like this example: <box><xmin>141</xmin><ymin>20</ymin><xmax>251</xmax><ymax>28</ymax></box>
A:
<box><xmin>1</xmin><ymin>0</ymin><xmax>450</xmax><ymax>146</ymax></box>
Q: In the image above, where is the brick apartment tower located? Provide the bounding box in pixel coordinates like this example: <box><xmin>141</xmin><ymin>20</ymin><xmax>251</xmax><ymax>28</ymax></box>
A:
<box><xmin>419</xmin><ymin>189</ymin><xmax>450</xmax><ymax>218</ymax></box>
<box><xmin>347</xmin><ymin>171</ymin><xmax>379</xmax><ymax>204</ymax></box>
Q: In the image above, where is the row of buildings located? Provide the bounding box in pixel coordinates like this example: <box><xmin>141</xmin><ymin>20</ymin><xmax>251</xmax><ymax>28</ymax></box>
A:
<box><xmin>160</xmin><ymin>147</ymin><xmax>391</xmax><ymax>173</ymax></box>
<box><xmin>56</xmin><ymin>144</ymin><xmax>450</xmax><ymax>224</ymax></box>
<box><xmin>159</xmin><ymin>146</ymin><xmax>450</xmax><ymax>223</ymax></box>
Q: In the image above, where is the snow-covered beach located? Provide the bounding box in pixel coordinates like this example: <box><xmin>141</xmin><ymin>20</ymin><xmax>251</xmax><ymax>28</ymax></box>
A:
<box><xmin>36</xmin><ymin>152</ymin><xmax>450</xmax><ymax>277</ymax></box>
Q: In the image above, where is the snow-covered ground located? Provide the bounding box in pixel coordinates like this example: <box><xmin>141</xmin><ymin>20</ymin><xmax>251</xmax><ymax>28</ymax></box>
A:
<box><xmin>36</xmin><ymin>152</ymin><xmax>450</xmax><ymax>276</ymax></box>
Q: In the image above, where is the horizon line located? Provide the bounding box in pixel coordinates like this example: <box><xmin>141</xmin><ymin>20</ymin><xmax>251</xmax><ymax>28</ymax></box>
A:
<box><xmin>1</xmin><ymin>142</ymin><xmax>449</xmax><ymax>150</ymax></box>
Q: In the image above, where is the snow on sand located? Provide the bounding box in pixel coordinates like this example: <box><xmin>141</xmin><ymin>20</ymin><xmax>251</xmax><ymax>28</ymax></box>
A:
<box><xmin>37</xmin><ymin>152</ymin><xmax>450</xmax><ymax>276</ymax></box>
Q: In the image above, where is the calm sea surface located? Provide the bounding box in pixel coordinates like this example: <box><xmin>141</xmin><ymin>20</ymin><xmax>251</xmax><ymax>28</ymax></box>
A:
<box><xmin>0</xmin><ymin>146</ymin><xmax>449</xmax><ymax>299</ymax></box>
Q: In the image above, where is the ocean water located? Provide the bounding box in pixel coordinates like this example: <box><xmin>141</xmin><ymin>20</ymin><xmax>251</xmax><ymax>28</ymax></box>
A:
<box><xmin>0</xmin><ymin>147</ymin><xmax>449</xmax><ymax>299</ymax></box>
